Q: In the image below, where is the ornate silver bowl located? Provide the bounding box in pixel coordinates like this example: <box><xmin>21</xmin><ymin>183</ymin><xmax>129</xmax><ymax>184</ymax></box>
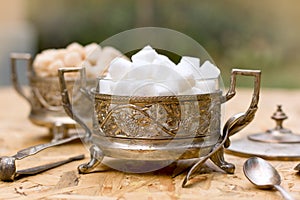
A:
<box><xmin>58</xmin><ymin>67</ymin><xmax>261</xmax><ymax>187</ymax></box>
<box><xmin>10</xmin><ymin>53</ymin><xmax>79</xmax><ymax>140</ymax></box>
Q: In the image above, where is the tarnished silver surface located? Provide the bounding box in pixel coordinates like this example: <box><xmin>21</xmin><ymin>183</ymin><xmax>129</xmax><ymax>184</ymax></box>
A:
<box><xmin>0</xmin><ymin>135</ymin><xmax>83</xmax><ymax>181</ymax></box>
<box><xmin>91</xmin><ymin>135</ymin><xmax>216</xmax><ymax>160</ymax></box>
<box><xmin>244</xmin><ymin>157</ymin><xmax>295</xmax><ymax>200</ymax></box>
<box><xmin>10</xmin><ymin>53</ymin><xmax>78</xmax><ymax>139</ymax></box>
<box><xmin>295</xmin><ymin>163</ymin><xmax>300</xmax><ymax>171</ymax></box>
<box><xmin>93</xmin><ymin>92</ymin><xmax>221</xmax><ymax>139</ymax></box>
<box><xmin>227</xmin><ymin>105</ymin><xmax>300</xmax><ymax>160</ymax></box>
<box><xmin>183</xmin><ymin>69</ymin><xmax>261</xmax><ymax>187</ymax></box>
<box><xmin>227</xmin><ymin>138</ymin><xmax>300</xmax><ymax>160</ymax></box>
<box><xmin>248</xmin><ymin>105</ymin><xmax>300</xmax><ymax>143</ymax></box>
<box><xmin>78</xmin><ymin>145</ymin><xmax>104</xmax><ymax>174</ymax></box>
<box><xmin>59</xmin><ymin>67</ymin><xmax>261</xmax><ymax>187</ymax></box>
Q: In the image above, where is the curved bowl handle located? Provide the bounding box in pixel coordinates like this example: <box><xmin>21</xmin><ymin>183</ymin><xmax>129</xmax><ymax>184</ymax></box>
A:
<box><xmin>182</xmin><ymin>68</ymin><xmax>261</xmax><ymax>187</ymax></box>
<box><xmin>10</xmin><ymin>53</ymin><xmax>33</xmax><ymax>105</ymax></box>
<box><xmin>32</xmin><ymin>87</ymin><xmax>64</xmax><ymax>111</ymax></box>
<box><xmin>223</xmin><ymin>68</ymin><xmax>261</xmax><ymax>147</ymax></box>
<box><xmin>58</xmin><ymin>67</ymin><xmax>92</xmax><ymax>138</ymax></box>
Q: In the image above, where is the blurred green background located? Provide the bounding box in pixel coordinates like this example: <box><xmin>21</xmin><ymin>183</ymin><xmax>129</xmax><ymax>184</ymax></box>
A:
<box><xmin>2</xmin><ymin>0</ymin><xmax>300</xmax><ymax>88</ymax></box>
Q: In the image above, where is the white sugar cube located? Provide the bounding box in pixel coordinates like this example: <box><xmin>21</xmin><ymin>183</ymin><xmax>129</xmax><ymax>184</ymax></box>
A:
<box><xmin>199</xmin><ymin>60</ymin><xmax>220</xmax><ymax>79</ymax></box>
<box><xmin>182</xmin><ymin>56</ymin><xmax>200</xmax><ymax>67</ymax></box>
<box><xmin>179</xmin><ymin>87</ymin><xmax>205</xmax><ymax>95</ymax></box>
<box><xmin>41</xmin><ymin>49</ymin><xmax>56</xmax><ymax>57</ymax></box>
<box><xmin>174</xmin><ymin>64</ymin><xmax>194</xmax><ymax>82</ymax></box>
<box><xmin>177</xmin><ymin>89</ymin><xmax>191</xmax><ymax>95</ymax></box>
<box><xmin>108</xmin><ymin>57</ymin><xmax>132</xmax><ymax>80</ymax></box>
<box><xmin>132</xmin><ymin>83</ymin><xmax>175</xmax><ymax>97</ymax></box>
<box><xmin>124</xmin><ymin>64</ymin><xmax>175</xmax><ymax>81</ymax></box>
<box><xmin>156</xmin><ymin>86</ymin><xmax>175</xmax><ymax>96</ymax></box>
<box><xmin>98</xmin><ymin>79</ymin><xmax>115</xmax><ymax>94</ymax></box>
<box><xmin>177</xmin><ymin>56</ymin><xmax>202</xmax><ymax>79</ymax></box>
<box><xmin>80</xmin><ymin>60</ymin><xmax>92</xmax><ymax>68</ymax></box>
<box><xmin>126</xmin><ymin>81</ymin><xmax>171</xmax><ymax>96</ymax></box>
<box><xmin>194</xmin><ymin>79</ymin><xmax>218</xmax><ymax>93</ymax></box>
<box><xmin>84</xmin><ymin>43</ymin><xmax>102</xmax><ymax>65</ymax></box>
<box><xmin>152</xmin><ymin>54</ymin><xmax>176</xmax><ymax>68</ymax></box>
<box><xmin>131</xmin><ymin>45</ymin><xmax>158</xmax><ymax>67</ymax></box>
<box><xmin>82</xmin><ymin>61</ymin><xmax>101</xmax><ymax>78</ymax></box>
<box><xmin>162</xmin><ymin>78</ymin><xmax>193</xmax><ymax>94</ymax></box>
<box><xmin>111</xmin><ymin>80</ymin><xmax>135</xmax><ymax>96</ymax></box>
<box><xmin>191</xmin><ymin>87</ymin><xmax>203</xmax><ymax>94</ymax></box>
<box><xmin>53</xmin><ymin>49</ymin><xmax>67</xmax><ymax>60</ymax></box>
<box><xmin>124</xmin><ymin>65</ymin><xmax>152</xmax><ymax>80</ymax></box>
<box><xmin>66</xmin><ymin>42</ymin><xmax>84</xmax><ymax>58</ymax></box>
<box><xmin>33</xmin><ymin>54</ymin><xmax>53</xmax><ymax>69</ymax></box>
<box><xmin>64</xmin><ymin>51</ymin><xmax>82</xmax><ymax>67</ymax></box>
<box><xmin>154</xmin><ymin>83</ymin><xmax>178</xmax><ymax>96</ymax></box>
<box><xmin>99</xmin><ymin>45</ymin><xmax>221</xmax><ymax>96</ymax></box>
<box><xmin>131</xmin><ymin>82</ymin><xmax>158</xmax><ymax>96</ymax></box>
<box><xmin>174</xmin><ymin>62</ymin><xmax>196</xmax><ymax>88</ymax></box>
<box><xmin>96</xmin><ymin>46</ymin><xmax>124</xmax><ymax>74</ymax></box>
<box><xmin>48</xmin><ymin>59</ymin><xmax>64</xmax><ymax>76</ymax></box>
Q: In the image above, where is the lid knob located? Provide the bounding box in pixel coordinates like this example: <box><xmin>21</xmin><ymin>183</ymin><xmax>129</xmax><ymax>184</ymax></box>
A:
<box><xmin>271</xmin><ymin>105</ymin><xmax>288</xmax><ymax>131</ymax></box>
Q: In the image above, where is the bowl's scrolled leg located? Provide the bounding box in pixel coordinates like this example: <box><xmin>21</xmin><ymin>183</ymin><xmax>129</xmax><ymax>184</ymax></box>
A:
<box><xmin>210</xmin><ymin>146</ymin><xmax>235</xmax><ymax>174</ymax></box>
<box><xmin>78</xmin><ymin>145</ymin><xmax>104</xmax><ymax>174</ymax></box>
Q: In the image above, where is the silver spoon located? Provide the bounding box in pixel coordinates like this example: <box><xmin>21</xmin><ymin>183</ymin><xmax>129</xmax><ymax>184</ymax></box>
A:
<box><xmin>243</xmin><ymin>157</ymin><xmax>294</xmax><ymax>200</ymax></box>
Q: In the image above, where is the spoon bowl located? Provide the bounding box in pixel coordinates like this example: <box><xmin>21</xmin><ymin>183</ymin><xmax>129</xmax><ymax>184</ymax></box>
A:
<box><xmin>243</xmin><ymin>157</ymin><xmax>281</xmax><ymax>189</ymax></box>
<box><xmin>243</xmin><ymin>157</ymin><xmax>294</xmax><ymax>200</ymax></box>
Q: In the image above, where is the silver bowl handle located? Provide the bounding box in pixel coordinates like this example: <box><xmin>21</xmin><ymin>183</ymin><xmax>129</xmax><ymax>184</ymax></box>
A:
<box><xmin>10</xmin><ymin>53</ymin><xmax>33</xmax><ymax>105</ymax></box>
<box><xmin>183</xmin><ymin>68</ymin><xmax>261</xmax><ymax>187</ymax></box>
<box><xmin>11</xmin><ymin>53</ymin><xmax>65</xmax><ymax>111</ymax></box>
<box><xmin>32</xmin><ymin>87</ymin><xmax>64</xmax><ymax>111</ymax></box>
<box><xmin>58</xmin><ymin>67</ymin><xmax>92</xmax><ymax>138</ymax></box>
<box><xmin>223</xmin><ymin>69</ymin><xmax>261</xmax><ymax>147</ymax></box>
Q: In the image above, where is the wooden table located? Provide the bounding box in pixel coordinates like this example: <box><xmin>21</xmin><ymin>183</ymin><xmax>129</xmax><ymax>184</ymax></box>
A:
<box><xmin>0</xmin><ymin>87</ymin><xmax>299</xmax><ymax>200</ymax></box>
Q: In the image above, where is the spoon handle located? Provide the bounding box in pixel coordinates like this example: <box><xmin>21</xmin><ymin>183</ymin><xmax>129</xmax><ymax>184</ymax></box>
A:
<box><xmin>274</xmin><ymin>185</ymin><xmax>295</xmax><ymax>200</ymax></box>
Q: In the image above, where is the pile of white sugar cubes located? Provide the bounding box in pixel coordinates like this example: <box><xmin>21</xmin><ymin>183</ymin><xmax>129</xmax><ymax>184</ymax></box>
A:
<box><xmin>33</xmin><ymin>42</ymin><xmax>123</xmax><ymax>78</ymax></box>
<box><xmin>33</xmin><ymin>42</ymin><xmax>220</xmax><ymax>96</ymax></box>
<box><xmin>99</xmin><ymin>45</ymin><xmax>220</xmax><ymax>96</ymax></box>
